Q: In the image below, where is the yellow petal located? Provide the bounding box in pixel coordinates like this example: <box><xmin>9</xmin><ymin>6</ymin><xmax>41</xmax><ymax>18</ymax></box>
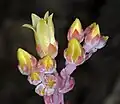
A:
<box><xmin>17</xmin><ymin>48</ymin><xmax>33</xmax><ymax>70</ymax></box>
<box><xmin>30</xmin><ymin>72</ymin><xmax>40</xmax><ymax>81</ymax></box>
<box><xmin>36</xmin><ymin>19</ymin><xmax>50</xmax><ymax>58</ymax></box>
<box><xmin>41</xmin><ymin>55</ymin><xmax>54</xmax><ymax>70</ymax></box>
<box><xmin>44</xmin><ymin>75</ymin><xmax>57</xmax><ymax>88</ymax></box>
<box><xmin>46</xmin><ymin>77</ymin><xmax>56</xmax><ymax>88</ymax></box>
<box><xmin>44</xmin><ymin>11</ymin><xmax>49</xmax><ymax>20</ymax></box>
<box><xmin>28</xmin><ymin>72</ymin><xmax>42</xmax><ymax>85</ymax></box>
<box><xmin>89</xmin><ymin>22</ymin><xmax>96</xmax><ymax>28</ymax></box>
<box><xmin>91</xmin><ymin>24</ymin><xmax>100</xmax><ymax>38</ymax></box>
<box><xmin>70</xmin><ymin>18</ymin><xmax>82</xmax><ymax>34</ymax></box>
<box><xmin>31</xmin><ymin>13</ymin><xmax>40</xmax><ymax>28</ymax></box>
<box><xmin>66</xmin><ymin>38</ymin><xmax>83</xmax><ymax>62</ymax></box>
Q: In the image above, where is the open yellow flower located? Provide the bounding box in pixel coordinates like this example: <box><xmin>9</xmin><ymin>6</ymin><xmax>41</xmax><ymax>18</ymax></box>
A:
<box><xmin>67</xmin><ymin>18</ymin><xmax>84</xmax><ymax>42</ymax></box>
<box><xmin>22</xmin><ymin>11</ymin><xmax>58</xmax><ymax>59</ymax></box>
<box><xmin>64</xmin><ymin>38</ymin><xmax>85</xmax><ymax>65</ymax></box>
<box><xmin>35</xmin><ymin>74</ymin><xmax>57</xmax><ymax>96</ymax></box>
<box><xmin>37</xmin><ymin>55</ymin><xmax>56</xmax><ymax>73</ymax></box>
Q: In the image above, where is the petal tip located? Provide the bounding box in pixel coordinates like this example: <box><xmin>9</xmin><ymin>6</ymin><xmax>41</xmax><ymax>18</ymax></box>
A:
<box><xmin>103</xmin><ymin>36</ymin><xmax>109</xmax><ymax>41</ymax></box>
<box><xmin>31</xmin><ymin>13</ymin><xmax>40</xmax><ymax>19</ymax></box>
<box><xmin>31</xmin><ymin>13</ymin><xmax>35</xmax><ymax>17</ymax></box>
<box><xmin>75</xmin><ymin>18</ymin><xmax>80</xmax><ymax>22</ymax></box>
<box><xmin>44</xmin><ymin>11</ymin><xmax>50</xmax><ymax>19</ymax></box>
<box><xmin>71</xmin><ymin>18</ymin><xmax>82</xmax><ymax>27</ymax></box>
<box><xmin>17</xmin><ymin>48</ymin><xmax>24</xmax><ymax>56</ymax></box>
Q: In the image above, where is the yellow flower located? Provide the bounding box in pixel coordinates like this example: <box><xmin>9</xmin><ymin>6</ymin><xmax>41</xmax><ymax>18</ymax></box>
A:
<box><xmin>37</xmin><ymin>55</ymin><xmax>56</xmax><ymax>73</ymax></box>
<box><xmin>67</xmin><ymin>18</ymin><xmax>84</xmax><ymax>42</ymax></box>
<box><xmin>44</xmin><ymin>75</ymin><xmax>57</xmax><ymax>88</ymax></box>
<box><xmin>35</xmin><ymin>74</ymin><xmax>57</xmax><ymax>96</ymax></box>
<box><xmin>17</xmin><ymin>48</ymin><xmax>37</xmax><ymax>75</ymax></box>
<box><xmin>22</xmin><ymin>11</ymin><xmax>58</xmax><ymax>59</ymax></box>
<box><xmin>28</xmin><ymin>72</ymin><xmax>42</xmax><ymax>85</ymax></box>
<box><xmin>83</xmin><ymin>22</ymin><xmax>109</xmax><ymax>53</ymax></box>
<box><xmin>46</xmin><ymin>79</ymin><xmax>56</xmax><ymax>88</ymax></box>
<box><xmin>30</xmin><ymin>72</ymin><xmax>40</xmax><ymax>81</ymax></box>
<box><xmin>64</xmin><ymin>38</ymin><xmax>85</xmax><ymax>65</ymax></box>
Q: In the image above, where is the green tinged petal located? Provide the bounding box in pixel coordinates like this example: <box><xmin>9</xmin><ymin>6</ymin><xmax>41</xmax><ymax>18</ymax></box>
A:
<box><xmin>31</xmin><ymin>13</ymin><xmax>40</xmax><ymax>28</ymax></box>
<box><xmin>22</xmin><ymin>24</ymin><xmax>36</xmax><ymax>33</ymax></box>
<box><xmin>22</xmin><ymin>24</ymin><xmax>39</xmax><ymax>44</ymax></box>
<box><xmin>36</xmin><ymin>19</ymin><xmax>50</xmax><ymax>56</ymax></box>
<box><xmin>44</xmin><ymin>11</ymin><xmax>49</xmax><ymax>20</ymax></box>
<box><xmin>47</xmin><ymin>13</ymin><xmax>55</xmax><ymax>44</ymax></box>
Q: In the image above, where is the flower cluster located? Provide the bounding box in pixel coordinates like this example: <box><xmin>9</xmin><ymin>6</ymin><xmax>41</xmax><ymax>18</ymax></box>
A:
<box><xmin>17</xmin><ymin>11</ymin><xmax>109</xmax><ymax>104</ymax></box>
<box><xmin>65</xmin><ymin>19</ymin><xmax>109</xmax><ymax>65</ymax></box>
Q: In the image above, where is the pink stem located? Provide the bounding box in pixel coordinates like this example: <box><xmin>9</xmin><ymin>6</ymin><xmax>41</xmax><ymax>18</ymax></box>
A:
<box><xmin>44</xmin><ymin>90</ymin><xmax>64</xmax><ymax>104</ymax></box>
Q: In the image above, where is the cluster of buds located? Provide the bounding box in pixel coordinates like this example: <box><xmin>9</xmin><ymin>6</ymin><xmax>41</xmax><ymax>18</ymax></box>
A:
<box><xmin>17</xmin><ymin>11</ymin><xmax>109</xmax><ymax>104</ymax></box>
<box><xmin>65</xmin><ymin>19</ymin><xmax>109</xmax><ymax>65</ymax></box>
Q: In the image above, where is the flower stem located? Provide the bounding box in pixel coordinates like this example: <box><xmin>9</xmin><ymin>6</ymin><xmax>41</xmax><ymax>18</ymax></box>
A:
<box><xmin>44</xmin><ymin>90</ymin><xmax>64</xmax><ymax>104</ymax></box>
